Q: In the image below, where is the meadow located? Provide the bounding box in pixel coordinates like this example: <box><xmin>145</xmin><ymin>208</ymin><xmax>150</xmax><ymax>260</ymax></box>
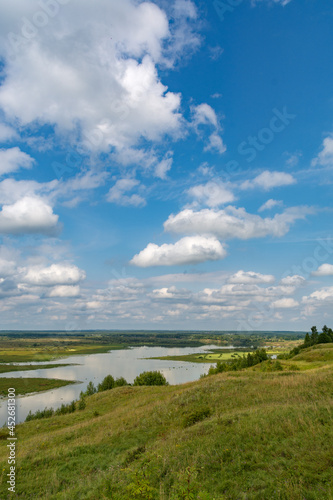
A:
<box><xmin>0</xmin><ymin>378</ymin><xmax>74</xmax><ymax>397</ymax></box>
<box><xmin>0</xmin><ymin>342</ymin><xmax>332</xmax><ymax>499</ymax></box>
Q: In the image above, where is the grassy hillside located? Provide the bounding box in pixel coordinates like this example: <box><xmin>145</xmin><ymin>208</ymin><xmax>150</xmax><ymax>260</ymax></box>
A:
<box><xmin>0</xmin><ymin>345</ymin><xmax>333</xmax><ymax>499</ymax></box>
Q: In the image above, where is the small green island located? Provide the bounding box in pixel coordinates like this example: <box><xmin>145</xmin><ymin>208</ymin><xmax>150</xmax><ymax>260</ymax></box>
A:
<box><xmin>0</xmin><ymin>378</ymin><xmax>74</xmax><ymax>397</ymax></box>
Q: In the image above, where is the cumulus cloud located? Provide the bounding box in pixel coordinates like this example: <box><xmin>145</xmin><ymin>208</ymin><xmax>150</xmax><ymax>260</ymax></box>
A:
<box><xmin>48</xmin><ymin>285</ymin><xmax>81</xmax><ymax>298</ymax></box>
<box><xmin>191</xmin><ymin>103</ymin><xmax>225</xmax><ymax>154</ymax></box>
<box><xmin>164</xmin><ymin>206</ymin><xmax>312</xmax><ymax>240</ymax></box>
<box><xmin>258</xmin><ymin>199</ymin><xmax>283</xmax><ymax>212</ymax></box>
<box><xmin>187</xmin><ymin>181</ymin><xmax>235</xmax><ymax>207</ymax></box>
<box><xmin>0</xmin><ymin>124</ymin><xmax>17</xmax><ymax>142</ymax></box>
<box><xmin>22</xmin><ymin>264</ymin><xmax>86</xmax><ymax>286</ymax></box>
<box><xmin>0</xmin><ymin>257</ymin><xmax>17</xmax><ymax>277</ymax></box>
<box><xmin>192</xmin><ymin>103</ymin><xmax>218</xmax><ymax>128</ymax></box>
<box><xmin>241</xmin><ymin>171</ymin><xmax>296</xmax><ymax>190</ymax></box>
<box><xmin>227</xmin><ymin>270</ymin><xmax>275</xmax><ymax>285</ymax></box>
<box><xmin>130</xmin><ymin>236</ymin><xmax>227</xmax><ymax>267</ymax></box>
<box><xmin>312</xmin><ymin>264</ymin><xmax>333</xmax><ymax>276</ymax></box>
<box><xmin>303</xmin><ymin>287</ymin><xmax>333</xmax><ymax>302</ymax></box>
<box><xmin>204</xmin><ymin>132</ymin><xmax>226</xmax><ymax>154</ymax></box>
<box><xmin>0</xmin><ymin>196</ymin><xmax>59</xmax><ymax>235</ymax></box>
<box><xmin>272</xmin><ymin>298</ymin><xmax>299</xmax><ymax>308</ymax></box>
<box><xmin>280</xmin><ymin>275</ymin><xmax>306</xmax><ymax>287</ymax></box>
<box><xmin>154</xmin><ymin>153</ymin><xmax>173</xmax><ymax>179</ymax></box>
<box><xmin>0</xmin><ymin>147</ymin><xmax>34</xmax><ymax>176</ymax></box>
<box><xmin>312</xmin><ymin>136</ymin><xmax>333</xmax><ymax>167</ymax></box>
<box><xmin>107</xmin><ymin>178</ymin><xmax>146</xmax><ymax>207</ymax></box>
<box><xmin>0</xmin><ymin>0</ymin><xmax>200</xmax><ymax>159</ymax></box>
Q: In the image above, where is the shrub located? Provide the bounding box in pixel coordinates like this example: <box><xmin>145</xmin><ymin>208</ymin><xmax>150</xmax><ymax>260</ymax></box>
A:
<box><xmin>78</xmin><ymin>395</ymin><xmax>86</xmax><ymax>410</ymax></box>
<box><xmin>25</xmin><ymin>407</ymin><xmax>54</xmax><ymax>421</ymax></box>
<box><xmin>114</xmin><ymin>377</ymin><xmax>128</xmax><ymax>387</ymax></box>
<box><xmin>183</xmin><ymin>406</ymin><xmax>211</xmax><ymax>428</ymax></box>
<box><xmin>97</xmin><ymin>375</ymin><xmax>115</xmax><ymax>392</ymax></box>
<box><xmin>133</xmin><ymin>371</ymin><xmax>168</xmax><ymax>386</ymax></box>
<box><xmin>85</xmin><ymin>381</ymin><xmax>97</xmax><ymax>396</ymax></box>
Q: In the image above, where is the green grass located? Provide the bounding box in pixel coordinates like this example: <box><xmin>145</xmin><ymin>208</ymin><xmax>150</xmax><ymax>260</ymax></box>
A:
<box><xmin>0</xmin><ymin>344</ymin><xmax>332</xmax><ymax>499</ymax></box>
<box><xmin>0</xmin><ymin>378</ymin><xmax>75</xmax><ymax>397</ymax></box>
<box><xmin>0</xmin><ymin>363</ymin><xmax>75</xmax><ymax>374</ymax></box>
<box><xmin>149</xmin><ymin>349</ymin><xmax>280</xmax><ymax>363</ymax></box>
<box><xmin>0</xmin><ymin>344</ymin><xmax>125</xmax><ymax>363</ymax></box>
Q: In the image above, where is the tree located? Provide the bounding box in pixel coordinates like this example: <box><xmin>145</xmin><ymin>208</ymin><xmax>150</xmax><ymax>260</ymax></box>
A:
<box><xmin>98</xmin><ymin>375</ymin><xmax>115</xmax><ymax>392</ymax></box>
<box><xmin>114</xmin><ymin>377</ymin><xmax>128</xmax><ymax>387</ymax></box>
<box><xmin>310</xmin><ymin>326</ymin><xmax>318</xmax><ymax>345</ymax></box>
<box><xmin>133</xmin><ymin>371</ymin><xmax>168</xmax><ymax>386</ymax></box>
<box><xmin>318</xmin><ymin>332</ymin><xmax>331</xmax><ymax>344</ymax></box>
<box><xmin>85</xmin><ymin>381</ymin><xmax>97</xmax><ymax>396</ymax></box>
<box><xmin>304</xmin><ymin>332</ymin><xmax>311</xmax><ymax>346</ymax></box>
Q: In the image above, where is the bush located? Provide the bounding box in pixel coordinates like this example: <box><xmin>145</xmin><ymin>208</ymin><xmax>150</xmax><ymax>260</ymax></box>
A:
<box><xmin>85</xmin><ymin>381</ymin><xmax>97</xmax><ymax>396</ymax></box>
<box><xmin>98</xmin><ymin>375</ymin><xmax>115</xmax><ymax>392</ymax></box>
<box><xmin>78</xmin><ymin>398</ymin><xmax>86</xmax><ymax>410</ymax></box>
<box><xmin>25</xmin><ymin>407</ymin><xmax>54</xmax><ymax>421</ymax></box>
<box><xmin>183</xmin><ymin>406</ymin><xmax>211</xmax><ymax>428</ymax></box>
<box><xmin>260</xmin><ymin>360</ymin><xmax>283</xmax><ymax>372</ymax></box>
<box><xmin>114</xmin><ymin>377</ymin><xmax>128</xmax><ymax>387</ymax></box>
<box><xmin>133</xmin><ymin>371</ymin><xmax>168</xmax><ymax>386</ymax></box>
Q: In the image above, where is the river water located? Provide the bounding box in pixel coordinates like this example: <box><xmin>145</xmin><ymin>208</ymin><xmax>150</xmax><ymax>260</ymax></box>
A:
<box><xmin>0</xmin><ymin>344</ymin><xmax>224</xmax><ymax>425</ymax></box>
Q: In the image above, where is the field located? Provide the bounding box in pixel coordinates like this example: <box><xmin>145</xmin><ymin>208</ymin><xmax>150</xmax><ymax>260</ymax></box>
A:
<box><xmin>0</xmin><ymin>342</ymin><xmax>125</xmax><ymax>363</ymax></box>
<box><xmin>0</xmin><ymin>343</ymin><xmax>332</xmax><ymax>499</ymax></box>
<box><xmin>148</xmin><ymin>340</ymin><xmax>299</xmax><ymax>364</ymax></box>
<box><xmin>0</xmin><ymin>363</ymin><xmax>75</xmax><ymax>374</ymax></box>
<box><xmin>0</xmin><ymin>378</ymin><xmax>74</xmax><ymax>397</ymax></box>
<box><xmin>0</xmin><ymin>331</ymin><xmax>304</xmax><ymax>363</ymax></box>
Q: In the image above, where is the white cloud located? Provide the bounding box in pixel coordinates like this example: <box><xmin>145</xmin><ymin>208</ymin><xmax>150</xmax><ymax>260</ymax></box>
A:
<box><xmin>312</xmin><ymin>136</ymin><xmax>333</xmax><ymax>167</ymax></box>
<box><xmin>130</xmin><ymin>235</ymin><xmax>227</xmax><ymax>267</ymax></box>
<box><xmin>312</xmin><ymin>264</ymin><xmax>333</xmax><ymax>277</ymax></box>
<box><xmin>173</xmin><ymin>0</ymin><xmax>197</xmax><ymax>19</ymax></box>
<box><xmin>0</xmin><ymin>124</ymin><xmax>17</xmax><ymax>142</ymax></box>
<box><xmin>154</xmin><ymin>153</ymin><xmax>173</xmax><ymax>179</ymax></box>
<box><xmin>285</xmin><ymin>151</ymin><xmax>302</xmax><ymax>167</ymax></box>
<box><xmin>164</xmin><ymin>206</ymin><xmax>312</xmax><ymax>240</ymax></box>
<box><xmin>22</xmin><ymin>264</ymin><xmax>86</xmax><ymax>286</ymax></box>
<box><xmin>191</xmin><ymin>103</ymin><xmax>225</xmax><ymax>154</ymax></box>
<box><xmin>280</xmin><ymin>275</ymin><xmax>306</xmax><ymax>287</ymax></box>
<box><xmin>0</xmin><ymin>196</ymin><xmax>59</xmax><ymax>235</ymax></box>
<box><xmin>192</xmin><ymin>103</ymin><xmax>218</xmax><ymax>128</ymax></box>
<box><xmin>251</xmin><ymin>0</ymin><xmax>292</xmax><ymax>5</ymax></box>
<box><xmin>0</xmin><ymin>147</ymin><xmax>34</xmax><ymax>176</ymax></box>
<box><xmin>228</xmin><ymin>270</ymin><xmax>275</xmax><ymax>285</ymax></box>
<box><xmin>107</xmin><ymin>178</ymin><xmax>146</xmax><ymax>207</ymax></box>
<box><xmin>0</xmin><ymin>0</ymin><xmax>197</xmax><ymax>158</ymax></box>
<box><xmin>0</xmin><ymin>257</ymin><xmax>17</xmax><ymax>277</ymax></box>
<box><xmin>272</xmin><ymin>298</ymin><xmax>299</xmax><ymax>308</ymax></box>
<box><xmin>204</xmin><ymin>132</ymin><xmax>226</xmax><ymax>154</ymax></box>
<box><xmin>258</xmin><ymin>199</ymin><xmax>283</xmax><ymax>212</ymax></box>
<box><xmin>151</xmin><ymin>285</ymin><xmax>190</xmax><ymax>299</ymax></box>
<box><xmin>241</xmin><ymin>171</ymin><xmax>296</xmax><ymax>190</ymax></box>
<box><xmin>187</xmin><ymin>181</ymin><xmax>235</xmax><ymax>207</ymax></box>
<box><xmin>48</xmin><ymin>285</ymin><xmax>81</xmax><ymax>298</ymax></box>
<box><xmin>303</xmin><ymin>287</ymin><xmax>333</xmax><ymax>302</ymax></box>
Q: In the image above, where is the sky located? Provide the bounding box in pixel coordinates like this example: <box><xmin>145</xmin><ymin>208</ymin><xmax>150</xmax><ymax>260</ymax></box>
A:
<box><xmin>0</xmin><ymin>0</ymin><xmax>332</xmax><ymax>331</ymax></box>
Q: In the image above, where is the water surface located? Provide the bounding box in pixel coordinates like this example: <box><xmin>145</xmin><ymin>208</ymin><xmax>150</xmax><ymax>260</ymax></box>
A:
<box><xmin>0</xmin><ymin>344</ymin><xmax>222</xmax><ymax>424</ymax></box>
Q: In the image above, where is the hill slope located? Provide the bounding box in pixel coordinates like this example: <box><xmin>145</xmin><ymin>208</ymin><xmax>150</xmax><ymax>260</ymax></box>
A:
<box><xmin>1</xmin><ymin>346</ymin><xmax>333</xmax><ymax>499</ymax></box>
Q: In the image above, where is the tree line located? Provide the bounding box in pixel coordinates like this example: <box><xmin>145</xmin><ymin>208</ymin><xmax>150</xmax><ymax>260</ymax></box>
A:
<box><xmin>289</xmin><ymin>325</ymin><xmax>333</xmax><ymax>357</ymax></box>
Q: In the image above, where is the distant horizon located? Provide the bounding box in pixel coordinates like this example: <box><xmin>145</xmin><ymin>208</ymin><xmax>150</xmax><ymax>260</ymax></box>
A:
<box><xmin>0</xmin><ymin>329</ymin><xmax>307</xmax><ymax>334</ymax></box>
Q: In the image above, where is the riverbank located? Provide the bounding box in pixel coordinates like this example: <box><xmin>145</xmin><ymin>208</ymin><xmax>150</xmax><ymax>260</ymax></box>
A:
<box><xmin>0</xmin><ymin>343</ymin><xmax>332</xmax><ymax>499</ymax></box>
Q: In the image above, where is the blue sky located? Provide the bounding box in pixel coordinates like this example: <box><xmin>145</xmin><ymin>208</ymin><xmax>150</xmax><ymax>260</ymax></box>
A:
<box><xmin>0</xmin><ymin>0</ymin><xmax>332</xmax><ymax>331</ymax></box>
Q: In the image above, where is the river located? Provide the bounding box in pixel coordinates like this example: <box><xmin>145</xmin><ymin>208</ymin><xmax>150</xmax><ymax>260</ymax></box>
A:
<box><xmin>0</xmin><ymin>344</ymin><xmax>225</xmax><ymax>425</ymax></box>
